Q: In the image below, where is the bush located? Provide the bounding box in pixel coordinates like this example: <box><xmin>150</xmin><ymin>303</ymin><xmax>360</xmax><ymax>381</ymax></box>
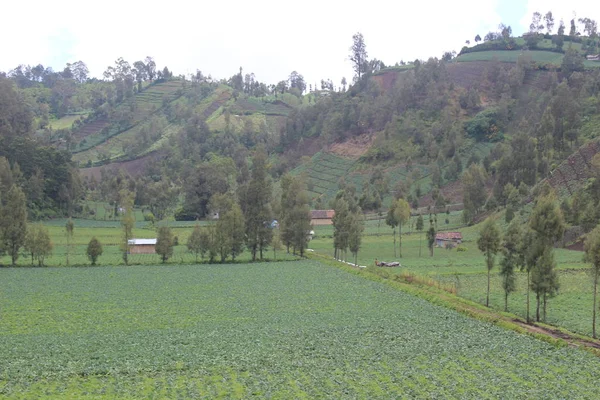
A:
<box><xmin>86</xmin><ymin>237</ymin><xmax>103</xmax><ymax>265</ymax></box>
<box><xmin>456</xmin><ymin>246</ymin><xmax>467</xmax><ymax>252</ymax></box>
<box><xmin>143</xmin><ymin>212</ymin><xmax>155</xmax><ymax>223</ymax></box>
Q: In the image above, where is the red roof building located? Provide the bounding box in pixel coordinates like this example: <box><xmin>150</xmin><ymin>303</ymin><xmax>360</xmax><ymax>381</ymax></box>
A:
<box><xmin>310</xmin><ymin>210</ymin><xmax>335</xmax><ymax>225</ymax></box>
<box><xmin>435</xmin><ymin>232</ymin><xmax>462</xmax><ymax>248</ymax></box>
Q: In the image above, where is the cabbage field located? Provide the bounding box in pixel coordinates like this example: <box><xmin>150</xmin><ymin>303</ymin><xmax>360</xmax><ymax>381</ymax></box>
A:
<box><xmin>1</xmin><ymin>261</ymin><xmax>600</xmax><ymax>398</ymax></box>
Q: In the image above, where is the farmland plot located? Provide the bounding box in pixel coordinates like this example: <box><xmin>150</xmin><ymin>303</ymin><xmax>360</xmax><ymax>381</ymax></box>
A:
<box><xmin>1</xmin><ymin>261</ymin><xmax>600</xmax><ymax>398</ymax></box>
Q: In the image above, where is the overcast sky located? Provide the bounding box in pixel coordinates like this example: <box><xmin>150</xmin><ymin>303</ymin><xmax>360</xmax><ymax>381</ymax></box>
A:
<box><xmin>2</xmin><ymin>1</ymin><xmax>600</xmax><ymax>88</ymax></box>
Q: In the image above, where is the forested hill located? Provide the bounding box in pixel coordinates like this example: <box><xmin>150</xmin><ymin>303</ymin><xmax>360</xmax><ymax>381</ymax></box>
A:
<box><xmin>4</xmin><ymin>21</ymin><xmax>600</xmax><ymax>230</ymax></box>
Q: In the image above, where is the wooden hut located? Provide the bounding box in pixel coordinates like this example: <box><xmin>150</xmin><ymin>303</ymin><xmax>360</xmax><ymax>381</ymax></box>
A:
<box><xmin>128</xmin><ymin>238</ymin><xmax>157</xmax><ymax>254</ymax></box>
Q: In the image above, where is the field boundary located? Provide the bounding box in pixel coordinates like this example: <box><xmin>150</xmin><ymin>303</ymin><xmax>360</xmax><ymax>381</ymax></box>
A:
<box><xmin>307</xmin><ymin>252</ymin><xmax>600</xmax><ymax>356</ymax></box>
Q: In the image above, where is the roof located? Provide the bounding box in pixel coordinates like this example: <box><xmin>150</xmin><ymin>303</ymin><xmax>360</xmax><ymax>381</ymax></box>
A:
<box><xmin>435</xmin><ymin>232</ymin><xmax>462</xmax><ymax>240</ymax></box>
<box><xmin>310</xmin><ymin>210</ymin><xmax>335</xmax><ymax>219</ymax></box>
<box><xmin>128</xmin><ymin>239</ymin><xmax>157</xmax><ymax>245</ymax></box>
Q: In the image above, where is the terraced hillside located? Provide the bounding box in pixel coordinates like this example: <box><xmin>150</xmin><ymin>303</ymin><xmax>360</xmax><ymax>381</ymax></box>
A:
<box><xmin>291</xmin><ymin>151</ymin><xmax>356</xmax><ymax>203</ymax></box>
<box><xmin>71</xmin><ymin>80</ymin><xmax>185</xmax><ymax>154</ymax></box>
<box><xmin>543</xmin><ymin>139</ymin><xmax>600</xmax><ymax>198</ymax></box>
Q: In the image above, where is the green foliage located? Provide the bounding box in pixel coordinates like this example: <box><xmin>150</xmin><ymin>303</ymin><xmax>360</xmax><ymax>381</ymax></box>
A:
<box><xmin>242</xmin><ymin>150</ymin><xmax>273</xmax><ymax>260</ymax></box>
<box><xmin>499</xmin><ymin>220</ymin><xmax>523</xmax><ymax>311</ymax></box>
<box><xmin>156</xmin><ymin>226</ymin><xmax>174</xmax><ymax>263</ymax></box>
<box><xmin>584</xmin><ymin>225</ymin><xmax>600</xmax><ymax>337</ymax></box>
<box><xmin>464</xmin><ymin>108</ymin><xmax>504</xmax><ymax>142</ymax></box>
<box><xmin>86</xmin><ymin>236</ymin><xmax>103</xmax><ymax>265</ymax></box>
<box><xmin>24</xmin><ymin>224</ymin><xmax>53</xmax><ymax>266</ymax></box>
<box><xmin>0</xmin><ymin>185</ymin><xmax>28</xmax><ymax>265</ymax></box>
<box><xmin>462</xmin><ymin>163</ymin><xmax>487</xmax><ymax>223</ymax></box>
<box><xmin>478</xmin><ymin>218</ymin><xmax>502</xmax><ymax>307</ymax></box>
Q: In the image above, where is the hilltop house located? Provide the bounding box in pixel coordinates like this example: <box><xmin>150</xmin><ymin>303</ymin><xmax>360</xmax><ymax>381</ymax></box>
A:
<box><xmin>435</xmin><ymin>232</ymin><xmax>462</xmax><ymax>248</ymax></box>
<box><xmin>128</xmin><ymin>238</ymin><xmax>157</xmax><ymax>254</ymax></box>
<box><xmin>310</xmin><ymin>210</ymin><xmax>335</xmax><ymax>225</ymax></box>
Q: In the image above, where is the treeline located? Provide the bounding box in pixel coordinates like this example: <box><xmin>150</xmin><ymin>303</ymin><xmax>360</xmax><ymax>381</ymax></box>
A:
<box><xmin>0</xmin><ymin>76</ymin><xmax>80</xmax><ymax>219</ymax></box>
<box><xmin>477</xmin><ymin>188</ymin><xmax>600</xmax><ymax>338</ymax></box>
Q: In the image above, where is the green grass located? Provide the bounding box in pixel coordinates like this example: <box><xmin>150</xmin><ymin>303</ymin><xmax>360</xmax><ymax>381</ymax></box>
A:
<box><xmin>49</xmin><ymin>114</ymin><xmax>86</xmax><ymax>130</ymax></box>
<box><xmin>456</xmin><ymin>50</ymin><xmax>564</xmax><ymax>65</ymax></box>
<box><xmin>2</xmin><ymin>261</ymin><xmax>600</xmax><ymax>398</ymax></box>
<box><xmin>0</xmin><ymin>211</ymin><xmax>295</xmax><ymax>267</ymax></box>
<box><xmin>310</xmin><ymin>221</ymin><xmax>596</xmax><ymax>336</ymax></box>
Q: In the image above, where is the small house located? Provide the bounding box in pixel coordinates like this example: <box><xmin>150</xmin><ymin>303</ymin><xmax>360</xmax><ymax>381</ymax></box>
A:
<box><xmin>310</xmin><ymin>210</ymin><xmax>335</xmax><ymax>225</ymax></box>
<box><xmin>128</xmin><ymin>238</ymin><xmax>157</xmax><ymax>254</ymax></box>
<box><xmin>435</xmin><ymin>232</ymin><xmax>462</xmax><ymax>248</ymax></box>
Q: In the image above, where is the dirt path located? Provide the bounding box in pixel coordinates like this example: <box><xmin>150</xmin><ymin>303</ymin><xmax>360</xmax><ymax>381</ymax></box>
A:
<box><xmin>511</xmin><ymin>319</ymin><xmax>600</xmax><ymax>350</ymax></box>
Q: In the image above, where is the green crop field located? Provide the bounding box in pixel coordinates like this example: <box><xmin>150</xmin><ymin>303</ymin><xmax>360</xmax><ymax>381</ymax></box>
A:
<box><xmin>309</xmin><ymin>220</ymin><xmax>600</xmax><ymax>337</ymax></box>
<box><xmin>291</xmin><ymin>151</ymin><xmax>356</xmax><ymax>203</ymax></box>
<box><xmin>2</xmin><ymin>261</ymin><xmax>600</xmax><ymax>398</ymax></box>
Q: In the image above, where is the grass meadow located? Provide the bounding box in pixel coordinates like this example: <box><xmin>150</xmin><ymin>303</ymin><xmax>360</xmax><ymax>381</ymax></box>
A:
<box><xmin>2</xmin><ymin>261</ymin><xmax>600</xmax><ymax>398</ymax></box>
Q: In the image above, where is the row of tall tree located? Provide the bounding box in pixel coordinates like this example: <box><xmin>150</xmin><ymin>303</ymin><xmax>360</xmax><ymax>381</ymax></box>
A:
<box><xmin>477</xmin><ymin>193</ymin><xmax>564</xmax><ymax>324</ymax></box>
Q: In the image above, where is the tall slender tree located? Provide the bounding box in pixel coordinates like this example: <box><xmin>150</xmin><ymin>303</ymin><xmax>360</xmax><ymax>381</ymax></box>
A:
<box><xmin>426</xmin><ymin>220</ymin><xmax>436</xmax><ymax>257</ymax></box>
<box><xmin>500</xmin><ymin>219</ymin><xmax>524</xmax><ymax>311</ymax></box>
<box><xmin>156</xmin><ymin>226</ymin><xmax>174</xmax><ymax>263</ymax></box>
<box><xmin>0</xmin><ymin>185</ymin><xmax>28</xmax><ymax>266</ymax></box>
<box><xmin>348</xmin><ymin>210</ymin><xmax>365</xmax><ymax>266</ymax></box>
<box><xmin>349</xmin><ymin>32</ymin><xmax>368</xmax><ymax>81</ymax></box>
<box><xmin>395</xmin><ymin>199</ymin><xmax>410</xmax><ymax>257</ymax></box>
<box><xmin>477</xmin><ymin>218</ymin><xmax>502</xmax><ymax>307</ymax></box>
<box><xmin>385</xmin><ymin>202</ymin><xmax>399</xmax><ymax>258</ymax></box>
<box><xmin>65</xmin><ymin>218</ymin><xmax>74</xmax><ymax>266</ymax></box>
<box><xmin>584</xmin><ymin>225</ymin><xmax>600</xmax><ymax>338</ymax></box>
<box><xmin>333</xmin><ymin>197</ymin><xmax>351</xmax><ymax>260</ymax></box>
<box><xmin>242</xmin><ymin>151</ymin><xmax>272</xmax><ymax>261</ymax></box>
<box><xmin>529</xmin><ymin>194</ymin><xmax>565</xmax><ymax>322</ymax></box>
<box><xmin>416</xmin><ymin>214</ymin><xmax>424</xmax><ymax>257</ymax></box>
<box><xmin>120</xmin><ymin>189</ymin><xmax>135</xmax><ymax>265</ymax></box>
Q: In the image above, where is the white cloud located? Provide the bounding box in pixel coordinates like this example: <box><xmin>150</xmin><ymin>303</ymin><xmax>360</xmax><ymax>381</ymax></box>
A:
<box><xmin>2</xmin><ymin>0</ymin><xmax>503</xmax><ymax>86</ymax></box>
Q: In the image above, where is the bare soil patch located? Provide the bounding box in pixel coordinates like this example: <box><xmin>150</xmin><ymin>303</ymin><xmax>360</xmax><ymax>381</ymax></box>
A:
<box><xmin>329</xmin><ymin>133</ymin><xmax>376</xmax><ymax>159</ymax></box>
<box><xmin>80</xmin><ymin>152</ymin><xmax>163</xmax><ymax>180</ymax></box>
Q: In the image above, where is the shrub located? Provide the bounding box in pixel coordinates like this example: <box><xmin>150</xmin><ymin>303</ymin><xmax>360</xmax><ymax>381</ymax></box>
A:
<box><xmin>456</xmin><ymin>246</ymin><xmax>467</xmax><ymax>252</ymax></box>
<box><xmin>86</xmin><ymin>237</ymin><xmax>103</xmax><ymax>265</ymax></box>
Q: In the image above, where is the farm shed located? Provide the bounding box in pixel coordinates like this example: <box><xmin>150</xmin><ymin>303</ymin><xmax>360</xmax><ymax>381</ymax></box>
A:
<box><xmin>310</xmin><ymin>210</ymin><xmax>335</xmax><ymax>225</ymax></box>
<box><xmin>435</xmin><ymin>232</ymin><xmax>462</xmax><ymax>248</ymax></box>
<box><xmin>128</xmin><ymin>238</ymin><xmax>157</xmax><ymax>254</ymax></box>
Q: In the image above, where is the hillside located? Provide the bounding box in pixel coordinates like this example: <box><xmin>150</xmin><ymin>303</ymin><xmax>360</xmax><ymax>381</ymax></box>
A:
<box><xmin>7</xmin><ymin>31</ymin><xmax>600</xmax><ymax>227</ymax></box>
